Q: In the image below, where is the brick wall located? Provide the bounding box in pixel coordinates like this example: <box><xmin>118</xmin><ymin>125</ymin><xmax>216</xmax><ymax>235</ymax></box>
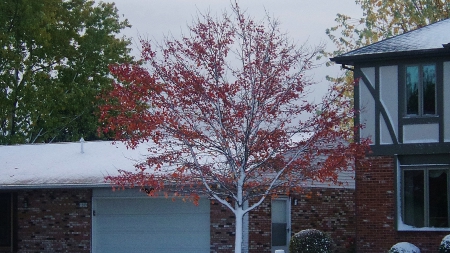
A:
<box><xmin>210</xmin><ymin>200</ymin><xmax>235</xmax><ymax>253</ymax></box>
<box><xmin>211</xmin><ymin>189</ymin><xmax>356</xmax><ymax>253</ymax></box>
<box><xmin>249</xmin><ymin>199</ymin><xmax>271</xmax><ymax>253</ymax></box>
<box><xmin>290</xmin><ymin>188</ymin><xmax>356</xmax><ymax>253</ymax></box>
<box><xmin>16</xmin><ymin>189</ymin><xmax>91</xmax><ymax>253</ymax></box>
<box><xmin>356</xmin><ymin>156</ymin><xmax>448</xmax><ymax>253</ymax></box>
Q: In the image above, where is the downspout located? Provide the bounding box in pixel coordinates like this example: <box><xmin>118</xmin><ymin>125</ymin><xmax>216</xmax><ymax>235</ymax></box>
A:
<box><xmin>341</xmin><ymin>64</ymin><xmax>354</xmax><ymax>72</ymax></box>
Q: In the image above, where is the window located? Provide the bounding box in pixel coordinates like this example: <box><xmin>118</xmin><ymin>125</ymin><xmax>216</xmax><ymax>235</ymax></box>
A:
<box><xmin>0</xmin><ymin>193</ymin><xmax>12</xmax><ymax>249</ymax></box>
<box><xmin>401</xmin><ymin>166</ymin><xmax>449</xmax><ymax>228</ymax></box>
<box><xmin>405</xmin><ymin>64</ymin><xmax>436</xmax><ymax>116</ymax></box>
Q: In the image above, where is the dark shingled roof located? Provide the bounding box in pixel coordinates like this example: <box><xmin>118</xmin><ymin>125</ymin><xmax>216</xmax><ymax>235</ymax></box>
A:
<box><xmin>332</xmin><ymin>18</ymin><xmax>450</xmax><ymax>65</ymax></box>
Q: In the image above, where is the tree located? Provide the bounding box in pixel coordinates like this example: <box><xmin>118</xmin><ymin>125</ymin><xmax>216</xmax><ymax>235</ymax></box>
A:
<box><xmin>323</xmin><ymin>0</ymin><xmax>450</xmax><ymax>119</ymax></box>
<box><xmin>326</xmin><ymin>0</ymin><xmax>450</xmax><ymax>62</ymax></box>
<box><xmin>0</xmin><ymin>0</ymin><xmax>133</xmax><ymax>144</ymax></box>
<box><xmin>99</xmin><ymin>3</ymin><xmax>370</xmax><ymax>253</ymax></box>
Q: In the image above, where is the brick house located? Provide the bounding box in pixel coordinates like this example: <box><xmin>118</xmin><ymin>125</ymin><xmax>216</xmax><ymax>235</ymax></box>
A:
<box><xmin>331</xmin><ymin>18</ymin><xmax>450</xmax><ymax>252</ymax></box>
<box><xmin>0</xmin><ymin>141</ymin><xmax>355</xmax><ymax>253</ymax></box>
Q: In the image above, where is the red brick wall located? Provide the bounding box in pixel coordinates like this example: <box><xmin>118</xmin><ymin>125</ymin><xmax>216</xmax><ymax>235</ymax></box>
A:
<box><xmin>211</xmin><ymin>189</ymin><xmax>356</xmax><ymax>253</ymax></box>
<box><xmin>210</xmin><ymin>200</ymin><xmax>235</xmax><ymax>253</ymax></box>
<box><xmin>290</xmin><ymin>189</ymin><xmax>356</xmax><ymax>253</ymax></box>
<box><xmin>356</xmin><ymin>156</ymin><xmax>448</xmax><ymax>253</ymax></box>
<box><xmin>16</xmin><ymin>189</ymin><xmax>91</xmax><ymax>253</ymax></box>
<box><xmin>249</xmin><ymin>199</ymin><xmax>271</xmax><ymax>253</ymax></box>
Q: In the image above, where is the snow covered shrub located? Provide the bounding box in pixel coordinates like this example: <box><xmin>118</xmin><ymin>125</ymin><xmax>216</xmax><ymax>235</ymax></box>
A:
<box><xmin>388</xmin><ymin>242</ymin><xmax>420</xmax><ymax>253</ymax></box>
<box><xmin>440</xmin><ymin>234</ymin><xmax>450</xmax><ymax>253</ymax></box>
<box><xmin>289</xmin><ymin>229</ymin><xmax>334</xmax><ymax>253</ymax></box>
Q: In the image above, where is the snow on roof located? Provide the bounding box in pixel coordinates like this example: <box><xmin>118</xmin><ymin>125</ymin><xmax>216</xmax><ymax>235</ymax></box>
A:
<box><xmin>0</xmin><ymin>141</ymin><xmax>149</xmax><ymax>188</ymax></box>
<box><xmin>0</xmin><ymin>140</ymin><xmax>355</xmax><ymax>190</ymax></box>
<box><xmin>332</xmin><ymin>18</ymin><xmax>450</xmax><ymax>63</ymax></box>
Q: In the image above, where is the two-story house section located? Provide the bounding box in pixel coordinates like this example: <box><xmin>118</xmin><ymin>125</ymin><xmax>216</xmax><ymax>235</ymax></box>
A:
<box><xmin>331</xmin><ymin>19</ymin><xmax>450</xmax><ymax>253</ymax></box>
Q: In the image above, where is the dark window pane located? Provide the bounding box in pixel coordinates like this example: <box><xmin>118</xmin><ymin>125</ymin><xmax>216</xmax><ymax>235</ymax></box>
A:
<box><xmin>0</xmin><ymin>193</ymin><xmax>11</xmax><ymax>247</ymax></box>
<box><xmin>271</xmin><ymin>200</ymin><xmax>287</xmax><ymax>246</ymax></box>
<box><xmin>429</xmin><ymin>170</ymin><xmax>448</xmax><ymax>227</ymax></box>
<box><xmin>406</xmin><ymin>66</ymin><xmax>419</xmax><ymax>115</ymax></box>
<box><xmin>272</xmin><ymin>223</ymin><xmax>287</xmax><ymax>246</ymax></box>
<box><xmin>422</xmin><ymin>65</ymin><xmax>436</xmax><ymax>115</ymax></box>
<box><xmin>404</xmin><ymin>170</ymin><xmax>424</xmax><ymax>227</ymax></box>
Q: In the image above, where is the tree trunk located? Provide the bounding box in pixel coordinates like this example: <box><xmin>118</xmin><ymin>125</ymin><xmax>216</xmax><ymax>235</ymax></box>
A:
<box><xmin>234</xmin><ymin>208</ymin><xmax>244</xmax><ymax>253</ymax></box>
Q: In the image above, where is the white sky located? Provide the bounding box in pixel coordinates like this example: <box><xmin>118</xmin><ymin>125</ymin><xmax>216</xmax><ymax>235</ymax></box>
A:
<box><xmin>107</xmin><ymin>0</ymin><xmax>363</xmax><ymax>97</ymax></box>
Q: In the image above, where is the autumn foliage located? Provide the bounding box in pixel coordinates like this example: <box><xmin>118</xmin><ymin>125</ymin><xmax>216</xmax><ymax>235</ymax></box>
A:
<box><xmin>99</xmin><ymin>3</ymin><xmax>369</xmax><ymax>252</ymax></box>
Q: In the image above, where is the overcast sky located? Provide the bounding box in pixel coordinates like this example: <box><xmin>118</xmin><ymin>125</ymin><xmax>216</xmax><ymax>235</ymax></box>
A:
<box><xmin>107</xmin><ymin>0</ymin><xmax>363</xmax><ymax>96</ymax></box>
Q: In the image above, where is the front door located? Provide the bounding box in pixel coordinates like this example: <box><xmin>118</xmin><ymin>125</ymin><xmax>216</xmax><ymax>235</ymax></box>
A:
<box><xmin>271</xmin><ymin>197</ymin><xmax>290</xmax><ymax>253</ymax></box>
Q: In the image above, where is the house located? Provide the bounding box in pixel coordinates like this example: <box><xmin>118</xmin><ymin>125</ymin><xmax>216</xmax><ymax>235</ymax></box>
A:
<box><xmin>331</xmin><ymin>18</ymin><xmax>450</xmax><ymax>252</ymax></box>
<box><xmin>0</xmin><ymin>140</ymin><xmax>356</xmax><ymax>253</ymax></box>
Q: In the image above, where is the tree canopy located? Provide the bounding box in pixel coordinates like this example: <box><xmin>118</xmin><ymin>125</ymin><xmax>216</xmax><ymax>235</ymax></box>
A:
<box><xmin>326</xmin><ymin>0</ymin><xmax>450</xmax><ymax>59</ymax></box>
<box><xmin>100</xmin><ymin>3</ymin><xmax>370</xmax><ymax>252</ymax></box>
<box><xmin>0</xmin><ymin>0</ymin><xmax>133</xmax><ymax>144</ymax></box>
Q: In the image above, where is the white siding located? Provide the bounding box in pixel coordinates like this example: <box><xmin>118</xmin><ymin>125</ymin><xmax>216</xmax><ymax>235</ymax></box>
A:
<box><xmin>444</xmin><ymin>61</ymin><xmax>450</xmax><ymax>142</ymax></box>
<box><xmin>379</xmin><ymin>66</ymin><xmax>398</xmax><ymax>144</ymax></box>
<box><xmin>403</xmin><ymin>124</ymin><xmax>439</xmax><ymax>143</ymax></box>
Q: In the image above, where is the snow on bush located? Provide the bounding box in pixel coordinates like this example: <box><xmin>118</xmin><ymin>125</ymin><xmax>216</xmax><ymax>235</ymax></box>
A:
<box><xmin>440</xmin><ymin>234</ymin><xmax>450</xmax><ymax>253</ymax></box>
<box><xmin>388</xmin><ymin>242</ymin><xmax>420</xmax><ymax>253</ymax></box>
<box><xmin>289</xmin><ymin>229</ymin><xmax>333</xmax><ymax>253</ymax></box>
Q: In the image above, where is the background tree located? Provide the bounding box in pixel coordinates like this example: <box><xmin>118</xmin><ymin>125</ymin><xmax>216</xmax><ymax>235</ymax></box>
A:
<box><xmin>0</xmin><ymin>0</ymin><xmax>133</xmax><ymax>144</ymax></box>
<box><xmin>326</xmin><ymin>0</ymin><xmax>450</xmax><ymax>59</ymax></box>
<box><xmin>324</xmin><ymin>0</ymin><xmax>450</xmax><ymax>126</ymax></box>
<box><xmin>100</xmin><ymin>4</ymin><xmax>370</xmax><ymax>253</ymax></box>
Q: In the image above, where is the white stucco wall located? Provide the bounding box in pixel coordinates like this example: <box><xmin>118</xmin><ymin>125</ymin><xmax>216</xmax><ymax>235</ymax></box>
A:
<box><xmin>359</xmin><ymin>76</ymin><xmax>375</xmax><ymax>143</ymax></box>
<box><xmin>444</xmin><ymin>61</ymin><xmax>450</xmax><ymax>142</ymax></box>
<box><xmin>361</xmin><ymin>67</ymin><xmax>375</xmax><ymax>88</ymax></box>
<box><xmin>403</xmin><ymin>124</ymin><xmax>439</xmax><ymax>143</ymax></box>
<box><xmin>379</xmin><ymin>65</ymin><xmax>398</xmax><ymax>144</ymax></box>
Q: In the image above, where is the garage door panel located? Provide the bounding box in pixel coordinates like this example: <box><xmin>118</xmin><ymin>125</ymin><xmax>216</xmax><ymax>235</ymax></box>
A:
<box><xmin>96</xmin><ymin>214</ymin><xmax>209</xmax><ymax>232</ymax></box>
<box><xmin>95</xmin><ymin>198</ymin><xmax>206</xmax><ymax>214</ymax></box>
<box><xmin>95</xmin><ymin>231</ymin><xmax>208</xmax><ymax>253</ymax></box>
<box><xmin>93</xmin><ymin>193</ymin><xmax>210</xmax><ymax>253</ymax></box>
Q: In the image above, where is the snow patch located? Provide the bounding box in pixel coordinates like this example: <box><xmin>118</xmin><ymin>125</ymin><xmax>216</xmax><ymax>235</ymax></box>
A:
<box><xmin>389</xmin><ymin>242</ymin><xmax>420</xmax><ymax>253</ymax></box>
<box><xmin>0</xmin><ymin>141</ymin><xmax>150</xmax><ymax>187</ymax></box>
<box><xmin>440</xmin><ymin>234</ymin><xmax>450</xmax><ymax>251</ymax></box>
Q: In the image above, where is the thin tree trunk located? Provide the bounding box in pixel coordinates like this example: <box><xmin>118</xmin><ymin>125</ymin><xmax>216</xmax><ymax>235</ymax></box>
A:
<box><xmin>234</xmin><ymin>208</ymin><xmax>244</xmax><ymax>253</ymax></box>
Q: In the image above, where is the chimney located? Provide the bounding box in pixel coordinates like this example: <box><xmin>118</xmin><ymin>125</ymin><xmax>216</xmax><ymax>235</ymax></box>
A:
<box><xmin>80</xmin><ymin>137</ymin><xmax>85</xmax><ymax>154</ymax></box>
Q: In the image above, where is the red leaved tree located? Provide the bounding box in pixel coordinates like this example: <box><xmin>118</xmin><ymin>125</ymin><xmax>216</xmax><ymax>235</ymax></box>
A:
<box><xmin>99</xmin><ymin>3</ymin><xmax>370</xmax><ymax>253</ymax></box>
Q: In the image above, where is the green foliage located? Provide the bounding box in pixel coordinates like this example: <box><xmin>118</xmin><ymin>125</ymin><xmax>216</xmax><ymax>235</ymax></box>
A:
<box><xmin>324</xmin><ymin>0</ymin><xmax>450</xmax><ymax>119</ymax></box>
<box><xmin>289</xmin><ymin>229</ymin><xmax>334</xmax><ymax>253</ymax></box>
<box><xmin>440</xmin><ymin>235</ymin><xmax>450</xmax><ymax>253</ymax></box>
<box><xmin>326</xmin><ymin>0</ymin><xmax>450</xmax><ymax>59</ymax></box>
<box><xmin>0</xmin><ymin>0</ymin><xmax>133</xmax><ymax>144</ymax></box>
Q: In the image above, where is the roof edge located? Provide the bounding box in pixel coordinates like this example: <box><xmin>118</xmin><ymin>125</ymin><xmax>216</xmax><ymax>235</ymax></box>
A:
<box><xmin>331</xmin><ymin>47</ymin><xmax>450</xmax><ymax>65</ymax></box>
<box><xmin>0</xmin><ymin>183</ymin><xmax>111</xmax><ymax>190</ymax></box>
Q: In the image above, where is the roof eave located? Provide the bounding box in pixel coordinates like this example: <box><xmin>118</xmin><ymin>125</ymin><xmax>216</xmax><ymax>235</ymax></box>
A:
<box><xmin>331</xmin><ymin>48</ymin><xmax>450</xmax><ymax>66</ymax></box>
<box><xmin>0</xmin><ymin>183</ymin><xmax>111</xmax><ymax>190</ymax></box>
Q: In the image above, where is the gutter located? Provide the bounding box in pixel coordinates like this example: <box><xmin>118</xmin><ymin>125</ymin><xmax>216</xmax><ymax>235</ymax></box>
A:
<box><xmin>0</xmin><ymin>183</ymin><xmax>112</xmax><ymax>190</ymax></box>
<box><xmin>331</xmin><ymin>48</ymin><xmax>450</xmax><ymax>65</ymax></box>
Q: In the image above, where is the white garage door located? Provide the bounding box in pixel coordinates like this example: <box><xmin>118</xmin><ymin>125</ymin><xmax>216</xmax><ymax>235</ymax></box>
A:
<box><xmin>92</xmin><ymin>188</ymin><xmax>210</xmax><ymax>253</ymax></box>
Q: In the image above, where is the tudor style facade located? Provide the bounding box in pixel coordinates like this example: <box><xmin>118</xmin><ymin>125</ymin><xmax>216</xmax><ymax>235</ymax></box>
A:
<box><xmin>332</xmin><ymin>18</ymin><xmax>450</xmax><ymax>252</ymax></box>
